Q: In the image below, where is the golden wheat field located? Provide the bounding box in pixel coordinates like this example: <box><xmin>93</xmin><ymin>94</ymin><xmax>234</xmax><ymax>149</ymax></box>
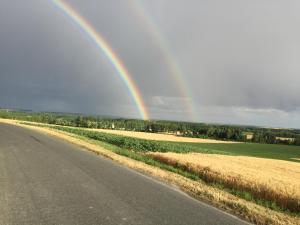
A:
<box><xmin>88</xmin><ymin>128</ymin><xmax>236</xmax><ymax>144</ymax></box>
<box><xmin>147</xmin><ymin>152</ymin><xmax>300</xmax><ymax>200</ymax></box>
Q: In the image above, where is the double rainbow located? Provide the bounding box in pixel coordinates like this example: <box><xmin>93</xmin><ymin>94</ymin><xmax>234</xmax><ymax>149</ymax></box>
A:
<box><xmin>130</xmin><ymin>0</ymin><xmax>199</xmax><ymax>122</ymax></box>
<box><xmin>51</xmin><ymin>0</ymin><xmax>149</xmax><ymax>120</ymax></box>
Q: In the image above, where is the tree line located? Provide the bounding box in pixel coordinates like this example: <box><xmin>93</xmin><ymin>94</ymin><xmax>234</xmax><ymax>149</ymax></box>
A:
<box><xmin>1</xmin><ymin>110</ymin><xmax>300</xmax><ymax>146</ymax></box>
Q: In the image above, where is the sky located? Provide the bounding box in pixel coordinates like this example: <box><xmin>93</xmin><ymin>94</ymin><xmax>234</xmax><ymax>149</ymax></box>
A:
<box><xmin>0</xmin><ymin>0</ymin><xmax>300</xmax><ymax>128</ymax></box>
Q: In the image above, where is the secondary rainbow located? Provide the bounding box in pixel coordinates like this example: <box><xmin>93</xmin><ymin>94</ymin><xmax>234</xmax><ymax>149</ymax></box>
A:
<box><xmin>130</xmin><ymin>1</ymin><xmax>199</xmax><ymax>122</ymax></box>
<box><xmin>50</xmin><ymin>0</ymin><xmax>149</xmax><ymax>120</ymax></box>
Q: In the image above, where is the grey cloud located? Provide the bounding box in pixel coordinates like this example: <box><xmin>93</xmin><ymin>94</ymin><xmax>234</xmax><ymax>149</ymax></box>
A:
<box><xmin>145</xmin><ymin>0</ymin><xmax>300</xmax><ymax>113</ymax></box>
<box><xmin>1</xmin><ymin>0</ymin><xmax>300</xmax><ymax>127</ymax></box>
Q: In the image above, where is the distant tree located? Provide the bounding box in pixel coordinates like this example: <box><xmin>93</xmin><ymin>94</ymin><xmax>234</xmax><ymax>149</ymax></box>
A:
<box><xmin>75</xmin><ymin>116</ymin><xmax>84</xmax><ymax>127</ymax></box>
<box><xmin>294</xmin><ymin>136</ymin><xmax>300</xmax><ymax>146</ymax></box>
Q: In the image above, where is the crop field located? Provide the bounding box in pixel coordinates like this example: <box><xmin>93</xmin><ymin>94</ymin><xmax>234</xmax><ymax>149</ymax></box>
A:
<box><xmin>22</xmin><ymin>122</ymin><xmax>300</xmax><ymax>161</ymax></box>
<box><xmin>147</xmin><ymin>152</ymin><xmax>300</xmax><ymax>213</ymax></box>
<box><xmin>178</xmin><ymin>142</ymin><xmax>300</xmax><ymax>162</ymax></box>
<box><xmin>62</xmin><ymin>125</ymin><xmax>300</xmax><ymax>162</ymax></box>
<box><xmin>88</xmin><ymin>128</ymin><xmax>236</xmax><ymax>144</ymax></box>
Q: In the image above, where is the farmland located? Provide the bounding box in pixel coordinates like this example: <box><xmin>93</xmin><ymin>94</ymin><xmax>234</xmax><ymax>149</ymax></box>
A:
<box><xmin>147</xmin><ymin>152</ymin><xmax>300</xmax><ymax>213</ymax></box>
<box><xmin>49</xmin><ymin>124</ymin><xmax>300</xmax><ymax>162</ymax></box>
<box><xmin>173</xmin><ymin>142</ymin><xmax>300</xmax><ymax>162</ymax></box>
<box><xmin>88</xmin><ymin>128</ymin><xmax>237</xmax><ymax>143</ymax></box>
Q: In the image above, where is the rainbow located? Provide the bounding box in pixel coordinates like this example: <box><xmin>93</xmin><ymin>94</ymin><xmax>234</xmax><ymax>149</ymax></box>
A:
<box><xmin>50</xmin><ymin>0</ymin><xmax>149</xmax><ymax>120</ymax></box>
<box><xmin>130</xmin><ymin>1</ymin><xmax>199</xmax><ymax>122</ymax></box>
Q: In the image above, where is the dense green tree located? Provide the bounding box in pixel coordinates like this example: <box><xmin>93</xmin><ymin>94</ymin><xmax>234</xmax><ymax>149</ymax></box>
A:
<box><xmin>1</xmin><ymin>110</ymin><xmax>300</xmax><ymax>146</ymax></box>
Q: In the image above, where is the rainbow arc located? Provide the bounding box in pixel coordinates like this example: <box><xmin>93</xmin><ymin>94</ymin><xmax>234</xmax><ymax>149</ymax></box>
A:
<box><xmin>130</xmin><ymin>0</ymin><xmax>199</xmax><ymax>121</ymax></box>
<box><xmin>51</xmin><ymin>0</ymin><xmax>149</xmax><ymax>120</ymax></box>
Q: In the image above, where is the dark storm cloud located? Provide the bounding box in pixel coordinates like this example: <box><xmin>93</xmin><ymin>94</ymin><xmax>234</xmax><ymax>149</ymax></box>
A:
<box><xmin>1</xmin><ymin>0</ymin><xmax>300</xmax><ymax>127</ymax></box>
<box><xmin>0</xmin><ymin>0</ymin><xmax>140</xmax><ymax>117</ymax></box>
<box><xmin>144</xmin><ymin>0</ymin><xmax>300</xmax><ymax>112</ymax></box>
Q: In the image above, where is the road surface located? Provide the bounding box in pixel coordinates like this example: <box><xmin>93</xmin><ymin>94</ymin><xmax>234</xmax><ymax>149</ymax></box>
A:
<box><xmin>0</xmin><ymin>123</ymin><xmax>250</xmax><ymax>225</ymax></box>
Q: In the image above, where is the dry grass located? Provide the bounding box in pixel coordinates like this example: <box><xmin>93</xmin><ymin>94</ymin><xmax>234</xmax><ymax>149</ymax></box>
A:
<box><xmin>147</xmin><ymin>152</ymin><xmax>300</xmax><ymax>213</ymax></box>
<box><xmin>1</xmin><ymin>119</ymin><xmax>299</xmax><ymax>225</ymax></box>
<box><xmin>87</xmin><ymin>128</ymin><xmax>236</xmax><ymax>144</ymax></box>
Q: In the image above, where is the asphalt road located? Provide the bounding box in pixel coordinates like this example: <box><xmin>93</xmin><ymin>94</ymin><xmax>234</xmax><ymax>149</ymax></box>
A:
<box><xmin>0</xmin><ymin>123</ymin><xmax>250</xmax><ymax>225</ymax></box>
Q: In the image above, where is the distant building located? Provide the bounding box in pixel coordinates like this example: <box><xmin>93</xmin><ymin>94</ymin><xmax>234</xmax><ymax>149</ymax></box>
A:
<box><xmin>242</xmin><ymin>132</ymin><xmax>254</xmax><ymax>140</ymax></box>
<box><xmin>175</xmin><ymin>131</ymin><xmax>182</xmax><ymax>136</ymax></box>
<box><xmin>276</xmin><ymin>137</ymin><xmax>295</xmax><ymax>142</ymax></box>
<box><xmin>0</xmin><ymin>108</ymin><xmax>11</xmax><ymax>112</ymax></box>
<box><xmin>246</xmin><ymin>134</ymin><xmax>254</xmax><ymax>140</ymax></box>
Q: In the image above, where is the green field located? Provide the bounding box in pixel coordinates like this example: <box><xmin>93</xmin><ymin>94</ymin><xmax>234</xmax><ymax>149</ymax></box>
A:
<box><xmin>182</xmin><ymin>142</ymin><xmax>300</xmax><ymax>162</ymax></box>
<box><xmin>33</xmin><ymin>124</ymin><xmax>300</xmax><ymax>163</ymax></box>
